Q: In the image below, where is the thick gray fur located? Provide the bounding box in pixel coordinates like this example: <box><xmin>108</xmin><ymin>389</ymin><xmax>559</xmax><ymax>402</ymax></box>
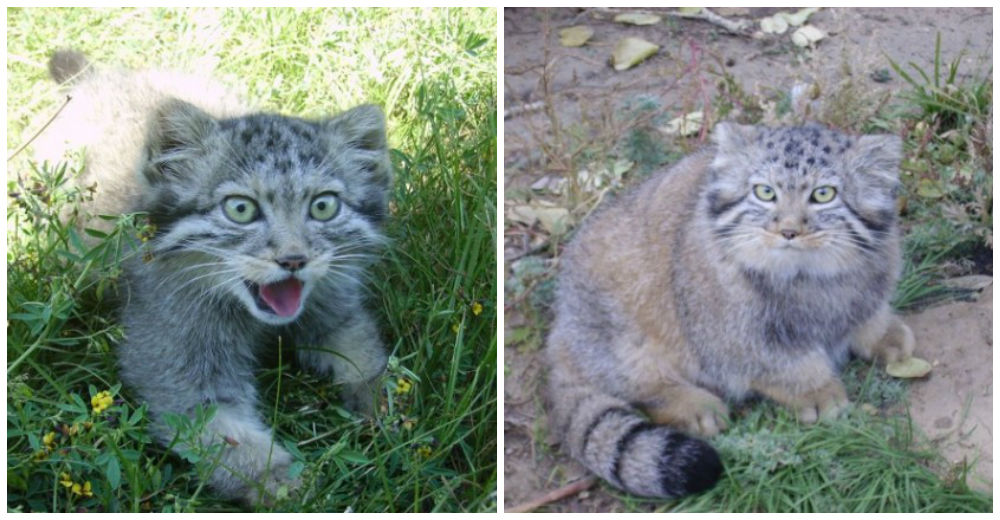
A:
<box><xmin>43</xmin><ymin>50</ymin><xmax>391</xmax><ymax>505</ymax></box>
<box><xmin>546</xmin><ymin>122</ymin><xmax>914</xmax><ymax>498</ymax></box>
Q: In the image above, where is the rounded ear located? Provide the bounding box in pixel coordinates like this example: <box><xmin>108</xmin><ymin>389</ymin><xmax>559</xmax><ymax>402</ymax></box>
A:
<box><xmin>850</xmin><ymin>134</ymin><xmax>903</xmax><ymax>182</ymax></box>
<box><xmin>711</xmin><ymin>121</ymin><xmax>760</xmax><ymax>152</ymax></box>
<box><xmin>709</xmin><ymin>122</ymin><xmax>762</xmax><ymax>176</ymax></box>
<box><xmin>143</xmin><ymin>98</ymin><xmax>218</xmax><ymax>183</ymax></box>
<box><xmin>321</xmin><ymin>104</ymin><xmax>392</xmax><ymax>195</ymax></box>
<box><xmin>324</xmin><ymin>104</ymin><xmax>388</xmax><ymax>152</ymax></box>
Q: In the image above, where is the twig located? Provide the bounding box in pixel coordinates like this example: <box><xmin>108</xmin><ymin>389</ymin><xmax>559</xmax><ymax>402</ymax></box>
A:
<box><xmin>8</xmin><ymin>94</ymin><xmax>72</xmax><ymax>162</ymax></box>
<box><xmin>506</xmin><ymin>476</ymin><xmax>599</xmax><ymax>513</ymax></box>
<box><xmin>504</xmin><ymin>100</ymin><xmax>546</xmax><ymax>120</ymax></box>
<box><xmin>670</xmin><ymin>8</ymin><xmax>751</xmax><ymax>35</ymax></box>
<box><xmin>593</xmin><ymin>7</ymin><xmax>752</xmax><ymax>36</ymax></box>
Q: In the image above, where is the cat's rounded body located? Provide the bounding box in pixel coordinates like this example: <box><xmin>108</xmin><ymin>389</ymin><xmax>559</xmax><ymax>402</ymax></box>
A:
<box><xmin>546</xmin><ymin>123</ymin><xmax>915</xmax><ymax>498</ymax></box>
<box><xmin>42</xmin><ymin>50</ymin><xmax>391</xmax><ymax>506</ymax></box>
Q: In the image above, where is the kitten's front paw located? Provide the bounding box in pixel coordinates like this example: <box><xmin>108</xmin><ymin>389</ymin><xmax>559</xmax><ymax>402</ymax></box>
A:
<box><xmin>647</xmin><ymin>386</ymin><xmax>730</xmax><ymax>437</ymax></box>
<box><xmin>341</xmin><ymin>380</ymin><xmax>378</xmax><ymax>416</ymax></box>
<box><xmin>240</xmin><ymin>446</ymin><xmax>301</xmax><ymax>508</ymax></box>
<box><xmin>791</xmin><ymin>378</ymin><xmax>848</xmax><ymax>424</ymax></box>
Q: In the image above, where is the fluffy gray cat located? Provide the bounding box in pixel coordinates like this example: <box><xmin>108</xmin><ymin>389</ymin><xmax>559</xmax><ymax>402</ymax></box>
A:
<box><xmin>545</xmin><ymin>123</ymin><xmax>915</xmax><ymax>498</ymax></box>
<box><xmin>41</xmin><ymin>50</ymin><xmax>391</xmax><ymax>505</ymax></box>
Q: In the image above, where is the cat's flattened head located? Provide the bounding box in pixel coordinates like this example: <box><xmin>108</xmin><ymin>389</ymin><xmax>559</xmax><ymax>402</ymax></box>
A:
<box><xmin>704</xmin><ymin>123</ymin><xmax>901</xmax><ymax>277</ymax></box>
<box><xmin>139</xmin><ymin>100</ymin><xmax>391</xmax><ymax>325</ymax></box>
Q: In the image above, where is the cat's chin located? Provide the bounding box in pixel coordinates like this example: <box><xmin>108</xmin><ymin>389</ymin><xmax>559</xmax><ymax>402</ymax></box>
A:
<box><xmin>736</xmin><ymin>243</ymin><xmax>860</xmax><ymax>278</ymax></box>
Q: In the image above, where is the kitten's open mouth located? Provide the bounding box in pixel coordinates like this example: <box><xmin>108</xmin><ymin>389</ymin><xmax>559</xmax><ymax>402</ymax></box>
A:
<box><xmin>244</xmin><ymin>278</ymin><xmax>304</xmax><ymax>317</ymax></box>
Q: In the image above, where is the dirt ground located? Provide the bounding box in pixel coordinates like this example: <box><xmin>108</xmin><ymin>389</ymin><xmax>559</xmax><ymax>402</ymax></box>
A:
<box><xmin>502</xmin><ymin>7</ymin><xmax>992</xmax><ymax>512</ymax></box>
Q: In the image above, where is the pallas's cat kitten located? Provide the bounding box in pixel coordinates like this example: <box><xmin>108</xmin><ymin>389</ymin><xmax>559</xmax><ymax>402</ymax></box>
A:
<box><xmin>41</xmin><ymin>50</ymin><xmax>391</xmax><ymax>504</ymax></box>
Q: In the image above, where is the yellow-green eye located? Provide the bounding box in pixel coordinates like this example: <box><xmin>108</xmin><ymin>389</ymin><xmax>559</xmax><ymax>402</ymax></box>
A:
<box><xmin>310</xmin><ymin>192</ymin><xmax>340</xmax><ymax>221</ymax></box>
<box><xmin>753</xmin><ymin>184</ymin><xmax>776</xmax><ymax>202</ymax></box>
<box><xmin>223</xmin><ymin>196</ymin><xmax>259</xmax><ymax>224</ymax></box>
<box><xmin>810</xmin><ymin>186</ymin><xmax>837</xmax><ymax>203</ymax></box>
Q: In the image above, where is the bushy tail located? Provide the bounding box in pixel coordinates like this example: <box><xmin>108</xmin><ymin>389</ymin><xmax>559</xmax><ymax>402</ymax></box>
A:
<box><xmin>48</xmin><ymin>49</ymin><xmax>91</xmax><ymax>84</ymax></box>
<box><xmin>550</xmin><ymin>383</ymin><xmax>722</xmax><ymax>498</ymax></box>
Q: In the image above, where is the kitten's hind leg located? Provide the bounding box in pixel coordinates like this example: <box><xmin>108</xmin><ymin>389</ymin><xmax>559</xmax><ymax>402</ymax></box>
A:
<box><xmin>851</xmin><ymin>303</ymin><xmax>915</xmax><ymax>364</ymax></box>
<box><xmin>296</xmin><ymin>310</ymin><xmax>387</xmax><ymax>415</ymax></box>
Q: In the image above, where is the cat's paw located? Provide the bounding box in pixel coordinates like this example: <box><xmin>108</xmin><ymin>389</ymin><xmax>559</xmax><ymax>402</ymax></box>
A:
<box><xmin>647</xmin><ymin>386</ymin><xmax>730</xmax><ymax>437</ymax></box>
<box><xmin>792</xmin><ymin>378</ymin><xmax>848</xmax><ymax>424</ymax></box>
<box><xmin>852</xmin><ymin>310</ymin><xmax>916</xmax><ymax>365</ymax></box>
<box><xmin>871</xmin><ymin>316</ymin><xmax>915</xmax><ymax>365</ymax></box>
<box><xmin>239</xmin><ymin>445</ymin><xmax>301</xmax><ymax>508</ymax></box>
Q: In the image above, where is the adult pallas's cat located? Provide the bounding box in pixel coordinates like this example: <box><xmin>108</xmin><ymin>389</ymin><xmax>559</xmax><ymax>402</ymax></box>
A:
<box><xmin>545</xmin><ymin>123</ymin><xmax>914</xmax><ymax>497</ymax></box>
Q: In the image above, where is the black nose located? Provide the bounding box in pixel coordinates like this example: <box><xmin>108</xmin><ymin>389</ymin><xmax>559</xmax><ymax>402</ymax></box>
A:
<box><xmin>276</xmin><ymin>255</ymin><xmax>308</xmax><ymax>271</ymax></box>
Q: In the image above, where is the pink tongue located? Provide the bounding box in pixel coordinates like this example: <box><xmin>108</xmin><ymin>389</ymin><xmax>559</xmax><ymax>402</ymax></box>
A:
<box><xmin>258</xmin><ymin>278</ymin><xmax>303</xmax><ymax>317</ymax></box>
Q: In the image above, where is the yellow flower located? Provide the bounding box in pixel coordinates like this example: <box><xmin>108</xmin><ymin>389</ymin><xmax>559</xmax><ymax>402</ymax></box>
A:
<box><xmin>91</xmin><ymin>390</ymin><xmax>114</xmax><ymax>414</ymax></box>
<box><xmin>395</xmin><ymin>378</ymin><xmax>412</xmax><ymax>395</ymax></box>
<box><xmin>59</xmin><ymin>472</ymin><xmax>73</xmax><ymax>488</ymax></box>
<box><xmin>416</xmin><ymin>445</ymin><xmax>432</xmax><ymax>458</ymax></box>
<box><xmin>471</xmin><ymin>302</ymin><xmax>483</xmax><ymax>316</ymax></box>
<box><xmin>70</xmin><ymin>481</ymin><xmax>93</xmax><ymax>497</ymax></box>
<box><xmin>43</xmin><ymin>431</ymin><xmax>57</xmax><ymax>448</ymax></box>
<box><xmin>33</xmin><ymin>450</ymin><xmax>48</xmax><ymax>462</ymax></box>
<box><xmin>451</xmin><ymin>322</ymin><xmax>460</xmax><ymax>334</ymax></box>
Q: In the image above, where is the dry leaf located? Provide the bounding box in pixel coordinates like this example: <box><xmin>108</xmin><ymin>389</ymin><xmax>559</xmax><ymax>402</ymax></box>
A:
<box><xmin>614</xmin><ymin>12</ymin><xmax>662</xmax><ymax>25</ymax></box>
<box><xmin>886</xmin><ymin>357</ymin><xmax>933</xmax><ymax>379</ymax></box>
<box><xmin>611</xmin><ymin>37</ymin><xmax>659</xmax><ymax>71</ymax></box>
<box><xmin>777</xmin><ymin>7</ymin><xmax>819</xmax><ymax>26</ymax></box>
<box><xmin>676</xmin><ymin>7</ymin><xmax>703</xmax><ymax>15</ymax></box>
<box><xmin>508</xmin><ymin>205</ymin><xmax>539</xmax><ymax>227</ymax></box>
<box><xmin>791</xmin><ymin>25</ymin><xmax>825</xmax><ymax>47</ymax></box>
<box><xmin>659</xmin><ymin>111</ymin><xmax>704</xmax><ymax>137</ymax></box>
<box><xmin>760</xmin><ymin>16</ymin><xmax>788</xmax><ymax>34</ymax></box>
<box><xmin>534</xmin><ymin>207</ymin><xmax>572</xmax><ymax>235</ymax></box>
<box><xmin>559</xmin><ymin>25</ymin><xmax>594</xmax><ymax>47</ymax></box>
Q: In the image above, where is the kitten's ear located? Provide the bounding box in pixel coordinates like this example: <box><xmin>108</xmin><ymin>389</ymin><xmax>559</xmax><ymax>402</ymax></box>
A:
<box><xmin>322</xmin><ymin>104</ymin><xmax>392</xmax><ymax>190</ymax></box>
<box><xmin>143</xmin><ymin>98</ymin><xmax>218</xmax><ymax>183</ymax></box>
<box><xmin>324</xmin><ymin>104</ymin><xmax>388</xmax><ymax>153</ymax></box>
<box><xmin>850</xmin><ymin>134</ymin><xmax>903</xmax><ymax>183</ymax></box>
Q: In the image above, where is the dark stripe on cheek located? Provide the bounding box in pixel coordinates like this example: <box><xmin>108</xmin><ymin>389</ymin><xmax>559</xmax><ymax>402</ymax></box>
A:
<box><xmin>842</xmin><ymin>200</ymin><xmax>893</xmax><ymax>233</ymax></box>
<box><xmin>706</xmin><ymin>191</ymin><xmax>746</xmax><ymax>218</ymax></box>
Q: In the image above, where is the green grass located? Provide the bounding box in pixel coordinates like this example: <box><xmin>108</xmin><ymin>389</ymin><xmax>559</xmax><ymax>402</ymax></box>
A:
<box><xmin>7</xmin><ymin>7</ymin><xmax>496</xmax><ymax>513</ymax></box>
<box><xmin>615</xmin><ymin>362</ymin><xmax>990</xmax><ymax>513</ymax></box>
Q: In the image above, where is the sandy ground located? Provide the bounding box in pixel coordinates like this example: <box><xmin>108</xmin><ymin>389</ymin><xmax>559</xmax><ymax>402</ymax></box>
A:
<box><xmin>502</xmin><ymin>7</ymin><xmax>992</xmax><ymax>511</ymax></box>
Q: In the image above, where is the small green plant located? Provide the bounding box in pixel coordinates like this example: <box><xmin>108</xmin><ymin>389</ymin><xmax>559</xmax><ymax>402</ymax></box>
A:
<box><xmin>887</xmin><ymin>33</ymin><xmax>992</xmax><ymax>132</ymax></box>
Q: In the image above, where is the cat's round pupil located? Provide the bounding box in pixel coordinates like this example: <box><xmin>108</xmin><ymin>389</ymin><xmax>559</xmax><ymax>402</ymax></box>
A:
<box><xmin>223</xmin><ymin>196</ymin><xmax>258</xmax><ymax>223</ymax></box>
<box><xmin>811</xmin><ymin>186</ymin><xmax>837</xmax><ymax>203</ymax></box>
<box><xmin>753</xmin><ymin>184</ymin><xmax>775</xmax><ymax>201</ymax></box>
<box><xmin>310</xmin><ymin>193</ymin><xmax>339</xmax><ymax>221</ymax></box>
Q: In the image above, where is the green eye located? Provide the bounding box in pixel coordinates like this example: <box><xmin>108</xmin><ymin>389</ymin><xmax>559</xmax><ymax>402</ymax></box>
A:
<box><xmin>753</xmin><ymin>184</ymin><xmax>776</xmax><ymax>202</ymax></box>
<box><xmin>810</xmin><ymin>186</ymin><xmax>837</xmax><ymax>203</ymax></box>
<box><xmin>222</xmin><ymin>196</ymin><xmax>259</xmax><ymax>224</ymax></box>
<box><xmin>310</xmin><ymin>192</ymin><xmax>341</xmax><ymax>221</ymax></box>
